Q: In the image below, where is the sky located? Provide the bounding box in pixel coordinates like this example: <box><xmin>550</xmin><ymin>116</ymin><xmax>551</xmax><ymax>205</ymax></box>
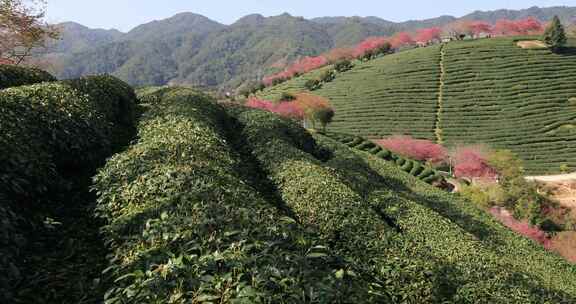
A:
<box><xmin>46</xmin><ymin>0</ymin><xmax>574</xmax><ymax>32</ymax></box>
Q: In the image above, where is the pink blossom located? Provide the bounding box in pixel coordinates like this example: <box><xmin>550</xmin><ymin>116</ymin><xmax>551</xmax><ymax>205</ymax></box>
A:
<box><xmin>452</xmin><ymin>146</ymin><xmax>498</xmax><ymax>181</ymax></box>
<box><xmin>390</xmin><ymin>32</ymin><xmax>415</xmax><ymax>49</ymax></box>
<box><xmin>246</xmin><ymin>97</ymin><xmax>304</xmax><ymax>120</ymax></box>
<box><xmin>415</xmin><ymin>27</ymin><xmax>442</xmax><ymax>44</ymax></box>
<box><xmin>376</xmin><ymin>135</ymin><xmax>447</xmax><ymax>164</ymax></box>
<box><xmin>353</xmin><ymin>36</ymin><xmax>389</xmax><ymax>57</ymax></box>
<box><xmin>490</xmin><ymin>207</ymin><xmax>551</xmax><ymax>249</ymax></box>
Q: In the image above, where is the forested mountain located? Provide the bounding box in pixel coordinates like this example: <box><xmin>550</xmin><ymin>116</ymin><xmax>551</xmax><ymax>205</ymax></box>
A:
<box><xmin>48</xmin><ymin>6</ymin><xmax>576</xmax><ymax>89</ymax></box>
<box><xmin>47</xmin><ymin>22</ymin><xmax>123</xmax><ymax>54</ymax></box>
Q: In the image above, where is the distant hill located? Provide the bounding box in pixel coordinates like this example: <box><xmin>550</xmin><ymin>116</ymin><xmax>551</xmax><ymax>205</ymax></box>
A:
<box><xmin>462</xmin><ymin>6</ymin><xmax>576</xmax><ymax>23</ymax></box>
<box><xmin>47</xmin><ymin>22</ymin><xmax>123</xmax><ymax>54</ymax></box>
<box><xmin>258</xmin><ymin>37</ymin><xmax>576</xmax><ymax>174</ymax></box>
<box><xmin>48</xmin><ymin>6</ymin><xmax>576</xmax><ymax>89</ymax></box>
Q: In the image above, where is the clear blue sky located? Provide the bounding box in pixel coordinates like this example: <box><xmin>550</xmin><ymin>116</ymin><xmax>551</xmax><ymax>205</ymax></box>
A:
<box><xmin>46</xmin><ymin>0</ymin><xmax>574</xmax><ymax>32</ymax></box>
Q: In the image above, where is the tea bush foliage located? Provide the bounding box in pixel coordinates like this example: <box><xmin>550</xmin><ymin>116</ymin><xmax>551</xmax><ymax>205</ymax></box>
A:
<box><xmin>93</xmin><ymin>88</ymin><xmax>377</xmax><ymax>303</ymax></box>
<box><xmin>0</xmin><ymin>65</ymin><xmax>56</xmax><ymax>90</ymax></box>
<box><xmin>0</xmin><ymin>75</ymin><xmax>138</xmax><ymax>302</ymax></box>
<box><xmin>222</xmin><ymin>105</ymin><xmax>576</xmax><ymax>302</ymax></box>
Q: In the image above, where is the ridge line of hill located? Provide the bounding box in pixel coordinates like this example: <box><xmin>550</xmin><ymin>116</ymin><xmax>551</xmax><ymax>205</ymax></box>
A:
<box><xmin>435</xmin><ymin>43</ymin><xmax>446</xmax><ymax>144</ymax></box>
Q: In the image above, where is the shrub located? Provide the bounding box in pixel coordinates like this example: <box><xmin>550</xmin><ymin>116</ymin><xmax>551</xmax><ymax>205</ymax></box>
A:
<box><xmin>304</xmin><ymin>78</ymin><xmax>322</xmax><ymax>91</ymax></box>
<box><xmin>313</xmin><ymin>107</ymin><xmax>334</xmax><ymax>132</ymax></box>
<box><xmin>0</xmin><ymin>65</ymin><xmax>55</xmax><ymax>90</ymax></box>
<box><xmin>460</xmin><ymin>183</ymin><xmax>507</xmax><ymax>208</ymax></box>
<box><xmin>279</xmin><ymin>91</ymin><xmax>296</xmax><ymax>101</ymax></box>
<box><xmin>409</xmin><ymin>162</ymin><xmax>424</xmax><ymax>176</ymax></box>
<box><xmin>294</xmin><ymin>93</ymin><xmax>335</xmax><ymax>130</ymax></box>
<box><xmin>376</xmin><ymin>149</ymin><xmax>392</xmax><ymax>159</ymax></box>
<box><xmin>543</xmin><ymin>16</ymin><xmax>567</xmax><ymax>51</ymax></box>
<box><xmin>319</xmin><ymin>69</ymin><xmax>336</xmax><ymax>83</ymax></box>
<box><xmin>356</xmin><ymin>141</ymin><xmax>376</xmax><ymax>150</ymax></box>
<box><xmin>334</xmin><ymin>59</ymin><xmax>353</xmax><ymax>72</ymax></box>
<box><xmin>401</xmin><ymin>160</ymin><xmax>414</xmax><ymax>172</ymax></box>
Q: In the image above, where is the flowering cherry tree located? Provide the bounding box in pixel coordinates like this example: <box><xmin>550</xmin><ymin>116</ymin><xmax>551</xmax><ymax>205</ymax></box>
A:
<box><xmin>452</xmin><ymin>146</ymin><xmax>498</xmax><ymax>181</ymax></box>
<box><xmin>353</xmin><ymin>36</ymin><xmax>389</xmax><ymax>57</ymax></box>
<box><xmin>376</xmin><ymin>135</ymin><xmax>447</xmax><ymax>164</ymax></box>
<box><xmin>415</xmin><ymin>27</ymin><xmax>442</xmax><ymax>44</ymax></box>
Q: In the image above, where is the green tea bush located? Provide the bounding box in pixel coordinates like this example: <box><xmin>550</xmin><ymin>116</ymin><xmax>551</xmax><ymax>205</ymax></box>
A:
<box><xmin>135</xmin><ymin>86</ymin><xmax>172</xmax><ymax>104</ymax></box>
<box><xmin>0</xmin><ymin>80</ymin><xmax>138</xmax><ymax>302</ymax></box>
<box><xmin>316</xmin><ymin>135</ymin><xmax>576</xmax><ymax>302</ymax></box>
<box><xmin>224</xmin><ymin>106</ymin><xmax>442</xmax><ymax>302</ymax></box>
<box><xmin>0</xmin><ymin>65</ymin><xmax>56</xmax><ymax>90</ymax></box>
<box><xmin>0</xmin><ymin>83</ymin><xmax>109</xmax><ymax>203</ymax></box>
<box><xmin>94</xmin><ymin>88</ymin><xmax>372</xmax><ymax>303</ymax></box>
<box><xmin>63</xmin><ymin>75</ymin><xmax>138</xmax><ymax>147</ymax></box>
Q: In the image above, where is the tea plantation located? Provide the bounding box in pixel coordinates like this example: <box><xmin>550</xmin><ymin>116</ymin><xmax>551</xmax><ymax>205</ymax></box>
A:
<box><xmin>258</xmin><ymin>37</ymin><xmax>576</xmax><ymax>174</ymax></box>
<box><xmin>3</xmin><ymin>64</ymin><xmax>576</xmax><ymax>302</ymax></box>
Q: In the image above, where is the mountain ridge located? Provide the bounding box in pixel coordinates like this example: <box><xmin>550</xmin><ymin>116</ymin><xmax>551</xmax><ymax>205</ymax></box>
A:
<box><xmin>47</xmin><ymin>6</ymin><xmax>576</xmax><ymax>89</ymax></box>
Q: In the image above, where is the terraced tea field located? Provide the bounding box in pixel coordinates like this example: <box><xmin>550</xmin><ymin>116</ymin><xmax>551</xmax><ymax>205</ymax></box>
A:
<box><xmin>260</xmin><ymin>45</ymin><xmax>442</xmax><ymax>140</ymax></box>
<box><xmin>441</xmin><ymin>38</ymin><xmax>576</xmax><ymax>174</ymax></box>
<box><xmin>259</xmin><ymin>38</ymin><xmax>576</xmax><ymax>174</ymax></box>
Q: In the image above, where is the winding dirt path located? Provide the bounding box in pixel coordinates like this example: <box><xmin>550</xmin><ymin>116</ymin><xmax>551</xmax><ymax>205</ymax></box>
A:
<box><xmin>434</xmin><ymin>43</ymin><xmax>446</xmax><ymax>144</ymax></box>
<box><xmin>525</xmin><ymin>173</ymin><xmax>576</xmax><ymax>182</ymax></box>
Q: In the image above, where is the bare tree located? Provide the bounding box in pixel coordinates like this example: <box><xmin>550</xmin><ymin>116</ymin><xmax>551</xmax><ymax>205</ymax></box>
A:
<box><xmin>0</xmin><ymin>0</ymin><xmax>59</xmax><ymax>65</ymax></box>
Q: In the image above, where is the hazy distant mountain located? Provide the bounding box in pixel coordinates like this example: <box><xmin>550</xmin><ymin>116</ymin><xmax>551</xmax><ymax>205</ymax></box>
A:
<box><xmin>48</xmin><ymin>6</ymin><xmax>576</xmax><ymax>89</ymax></box>
<box><xmin>47</xmin><ymin>22</ymin><xmax>123</xmax><ymax>54</ymax></box>
<box><xmin>462</xmin><ymin>6</ymin><xmax>576</xmax><ymax>23</ymax></box>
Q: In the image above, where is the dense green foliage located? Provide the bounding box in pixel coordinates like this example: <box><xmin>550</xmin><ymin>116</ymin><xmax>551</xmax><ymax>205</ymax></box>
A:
<box><xmin>260</xmin><ymin>37</ymin><xmax>576</xmax><ymax>174</ymax></box>
<box><xmin>93</xmin><ymin>88</ymin><xmax>377</xmax><ymax>303</ymax></box>
<box><xmin>0</xmin><ymin>65</ymin><xmax>56</xmax><ymax>90</ymax></box>
<box><xmin>0</xmin><ymin>76</ymin><xmax>138</xmax><ymax>303</ymax></box>
<box><xmin>62</xmin><ymin>75</ymin><xmax>138</xmax><ymax>147</ymax></box>
<box><xmin>5</xmin><ymin>80</ymin><xmax>573</xmax><ymax>301</ymax></box>
<box><xmin>543</xmin><ymin>16</ymin><xmax>567</xmax><ymax>50</ymax></box>
<box><xmin>222</xmin><ymin>105</ymin><xmax>576</xmax><ymax>302</ymax></box>
<box><xmin>0</xmin><ymin>83</ymin><xmax>109</xmax><ymax>204</ymax></box>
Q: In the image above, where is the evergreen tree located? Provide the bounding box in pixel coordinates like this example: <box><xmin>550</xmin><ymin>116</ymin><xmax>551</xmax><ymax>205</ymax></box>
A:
<box><xmin>543</xmin><ymin>16</ymin><xmax>567</xmax><ymax>51</ymax></box>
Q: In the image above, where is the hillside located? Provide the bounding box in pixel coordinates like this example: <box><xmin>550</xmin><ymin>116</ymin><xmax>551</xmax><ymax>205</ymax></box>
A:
<box><xmin>3</xmin><ymin>61</ymin><xmax>576</xmax><ymax>302</ymax></box>
<box><xmin>258</xmin><ymin>37</ymin><xmax>576</xmax><ymax>174</ymax></box>
<box><xmin>48</xmin><ymin>6</ymin><xmax>576</xmax><ymax>89</ymax></box>
<box><xmin>71</xmin><ymin>89</ymin><xmax>576</xmax><ymax>303</ymax></box>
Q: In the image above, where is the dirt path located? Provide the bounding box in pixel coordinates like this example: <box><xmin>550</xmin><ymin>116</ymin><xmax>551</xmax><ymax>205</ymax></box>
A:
<box><xmin>434</xmin><ymin>44</ymin><xmax>446</xmax><ymax>144</ymax></box>
<box><xmin>526</xmin><ymin>173</ymin><xmax>576</xmax><ymax>209</ymax></box>
<box><xmin>525</xmin><ymin>173</ymin><xmax>576</xmax><ymax>182</ymax></box>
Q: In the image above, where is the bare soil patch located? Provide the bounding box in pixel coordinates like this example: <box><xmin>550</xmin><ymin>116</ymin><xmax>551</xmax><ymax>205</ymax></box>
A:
<box><xmin>517</xmin><ymin>40</ymin><xmax>548</xmax><ymax>49</ymax></box>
